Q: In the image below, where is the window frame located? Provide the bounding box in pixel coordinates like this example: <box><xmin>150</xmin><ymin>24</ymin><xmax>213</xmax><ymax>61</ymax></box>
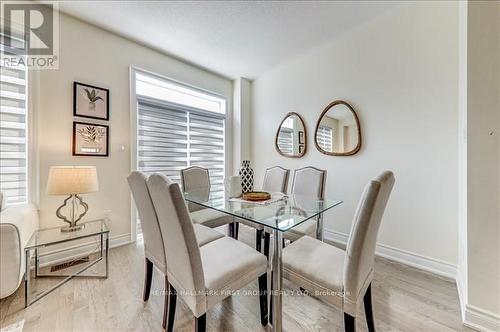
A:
<box><xmin>129</xmin><ymin>66</ymin><xmax>230</xmax><ymax>242</ymax></box>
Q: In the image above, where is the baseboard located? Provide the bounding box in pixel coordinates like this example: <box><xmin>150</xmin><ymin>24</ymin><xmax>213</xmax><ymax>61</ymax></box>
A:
<box><xmin>464</xmin><ymin>305</ymin><xmax>500</xmax><ymax>331</ymax></box>
<box><xmin>324</xmin><ymin>229</ymin><xmax>457</xmax><ymax>280</ymax></box>
<box><xmin>37</xmin><ymin>233</ymin><xmax>131</xmax><ymax>267</ymax></box>
<box><xmin>456</xmin><ymin>270</ymin><xmax>467</xmax><ymax>321</ymax></box>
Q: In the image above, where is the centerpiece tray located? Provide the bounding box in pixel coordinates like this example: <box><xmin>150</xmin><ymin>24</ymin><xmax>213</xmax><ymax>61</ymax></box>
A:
<box><xmin>242</xmin><ymin>191</ymin><xmax>271</xmax><ymax>201</ymax></box>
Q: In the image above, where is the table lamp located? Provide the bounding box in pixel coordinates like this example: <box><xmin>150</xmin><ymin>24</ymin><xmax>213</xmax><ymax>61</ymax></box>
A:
<box><xmin>46</xmin><ymin>166</ymin><xmax>99</xmax><ymax>232</ymax></box>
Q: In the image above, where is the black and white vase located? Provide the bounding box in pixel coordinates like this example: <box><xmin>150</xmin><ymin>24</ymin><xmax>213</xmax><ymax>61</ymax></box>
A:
<box><xmin>239</xmin><ymin>160</ymin><xmax>254</xmax><ymax>193</ymax></box>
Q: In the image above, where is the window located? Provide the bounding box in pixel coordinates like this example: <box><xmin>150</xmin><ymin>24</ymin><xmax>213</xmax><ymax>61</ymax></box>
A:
<box><xmin>277</xmin><ymin>116</ymin><xmax>294</xmax><ymax>154</ymax></box>
<box><xmin>135</xmin><ymin>71</ymin><xmax>226</xmax><ymax>202</ymax></box>
<box><xmin>0</xmin><ymin>31</ymin><xmax>28</xmax><ymax>204</ymax></box>
<box><xmin>317</xmin><ymin>125</ymin><xmax>333</xmax><ymax>152</ymax></box>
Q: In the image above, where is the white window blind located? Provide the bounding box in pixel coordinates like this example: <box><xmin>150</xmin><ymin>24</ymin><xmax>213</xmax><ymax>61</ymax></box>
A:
<box><xmin>0</xmin><ymin>31</ymin><xmax>28</xmax><ymax>204</ymax></box>
<box><xmin>137</xmin><ymin>98</ymin><xmax>225</xmax><ymax>201</ymax></box>
<box><xmin>277</xmin><ymin>128</ymin><xmax>293</xmax><ymax>154</ymax></box>
<box><xmin>317</xmin><ymin>125</ymin><xmax>333</xmax><ymax>152</ymax></box>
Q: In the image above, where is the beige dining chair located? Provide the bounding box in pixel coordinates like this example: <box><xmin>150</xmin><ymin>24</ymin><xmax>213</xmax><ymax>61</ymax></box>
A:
<box><xmin>238</xmin><ymin>166</ymin><xmax>290</xmax><ymax>254</ymax></box>
<box><xmin>262</xmin><ymin>166</ymin><xmax>326</xmax><ymax>256</ymax></box>
<box><xmin>181</xmin><ymin>166</ymin><xmax>237</xmax><ymax>237</ymax></box>
<box><xmin>147</xmin><ymin>173</ymin><xmax>268</xmax><ymax>332</ymax></box>
<box><xmin>127</xmin><ymin>171</ymin><xmax>224</xmax><ymax>329</ymax></box>
<box><xmin>282</xmin><ymin>171</ymin><xmax>395</xmax><ymax>332</ymax></box>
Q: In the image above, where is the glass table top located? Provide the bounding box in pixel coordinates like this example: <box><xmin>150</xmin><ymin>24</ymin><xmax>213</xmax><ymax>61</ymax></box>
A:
<box><xmin>26</xmin><ymin>219</ymin><xmax>109</xmax><ymax>249</ymax></box>
<box><xmin>184</xmin><ymin>190</ymin><xmax>342</xmax><ymax>231</ymax></box>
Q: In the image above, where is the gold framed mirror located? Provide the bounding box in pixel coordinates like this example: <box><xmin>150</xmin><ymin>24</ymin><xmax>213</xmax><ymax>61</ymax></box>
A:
<box><xmin>314</xmin><ymin>100</ymin><xmax>361</xmax><ymax>156</ymax></box>
<box><xmin>275</xmin><ymin>112</ymin><xmax>307</xmax><ymax>158</ymax></box>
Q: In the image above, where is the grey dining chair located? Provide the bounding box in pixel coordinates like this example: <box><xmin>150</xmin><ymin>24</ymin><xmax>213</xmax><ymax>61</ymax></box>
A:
<box><xmin>127</xmin><ymin>171</ymin><xmax>224</xmax><ymax>329</ymax></box>
<box><xmin>238</xmin><ymin>166</ymin><xmax>290</xmax><ymax>254</ymax></box>
<box><xmin>181</xmin><ymin>166</ymin><xmax>237</xmax><ymax>238</ymax></box>
<box><xmin>147</xmin><ymin>173</ymin><xmax>268</xmax><ymax>332</ymax></box>
<box><xmin>282</xmin><ymin>171</ymin><xmax>395</xmax><ymax>332</ymax></box>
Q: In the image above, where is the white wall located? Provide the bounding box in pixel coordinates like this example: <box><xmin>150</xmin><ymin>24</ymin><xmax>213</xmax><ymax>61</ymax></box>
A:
<box><xmin>34</xmin><ymin>13</ymin><xmax>233</xmax><ymax>239</ymax></box>
<box><xmin>251</xmin><ymin>2</ymin><xmax>459</xmax><ymax>265</ymax></box>
<box><xmin>465</xmin><ymin>0</ymin><xmax>500</xmax><ymax>321</ymax></box>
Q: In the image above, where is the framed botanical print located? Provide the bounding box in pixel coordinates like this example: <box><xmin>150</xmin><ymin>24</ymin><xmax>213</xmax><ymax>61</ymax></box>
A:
<box><xmin>73</xmin><ymin>122</ymin><xmax>109</xmax><ymax>157</ymax></box>
<box><xmin>73</xmin><ymin>82</ymin><xmax>109</xmax><ymax>120</ymax></box>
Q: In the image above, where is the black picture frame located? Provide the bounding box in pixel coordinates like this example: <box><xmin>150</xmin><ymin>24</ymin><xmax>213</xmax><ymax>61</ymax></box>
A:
<box><xmin>73</xmin><ymin>121</ymin><xmax>109</xmax><ymax>157</ymax></box>
<box><xmin>73</xmin><ymin>81</ymin><xmax>110</xmax><ymax>121</ymax></box>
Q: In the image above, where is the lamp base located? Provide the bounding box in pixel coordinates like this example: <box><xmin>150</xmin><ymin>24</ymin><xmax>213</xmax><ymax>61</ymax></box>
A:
<box><xmin>60</xmin><ymin>224</ymin><xmax>85</xmax><ymax>233</ymax></box>
<box><xmin>56</xmin><ymin>194</ymin><xmax>89</xmax><ymax>233</ymax></box>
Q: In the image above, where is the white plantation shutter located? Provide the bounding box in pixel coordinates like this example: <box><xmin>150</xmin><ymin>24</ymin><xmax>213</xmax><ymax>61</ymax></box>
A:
<box><xmin>317</xmin><ymin>125</ymin><xmax>333</xmax><ymax>152</ymax></box>
<box><xmin>0</xmin><ymin>31</ymin><xmax>28</xmax><ymax>204</ymax></box>
<box><xmin>277</xmin><ymin>128</ymin><xmax>293</xmax><ymax>154</ymax></box>
<box><xmin>137</xmin><ymin>97</ymin><xmax>225</xmax><ymax>200</ymax></box>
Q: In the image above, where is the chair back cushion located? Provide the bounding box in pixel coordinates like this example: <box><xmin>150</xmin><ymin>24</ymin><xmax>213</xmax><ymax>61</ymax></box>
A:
<box><xmin>291</xmin><ymin>167</ymin><xmax>327</xmax><ymax>199</ymax></box>
<box><xmin>181</xmin><ymin>166</ymin><xmax>210</xmax><ymax>212</ymax></box>
<box><xmin>262</xmin><ymin>166</ymin><xmax>290</xmax><ymax>194</ymax></box>
<box><xmin>343</xmin><ymin>171</ymin><xmax>395</xmax><ymax>310</ymax></box>
<box><xmin>147</xmin><ymin>173</ymin><xmax>205</xmax><ymax>306</ymax></box>
<box><xmin>127</xmin><ymin>171</ymin><xmax>166</xmax><ymax>272</ymax></box>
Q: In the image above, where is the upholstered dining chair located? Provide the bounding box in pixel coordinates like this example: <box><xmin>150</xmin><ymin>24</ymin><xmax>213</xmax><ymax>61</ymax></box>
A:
<box><xmin>262</xmin><ymin>166</ymin><xmax>326</xmax><ymax>256</ymax></box>
<box><xmin>282</xmin><ymin>171</ymin><xmax>395</xmax><ymax>332</ymax></box>
<box><xmin>127</xmin><ymin>171</ymin><xmax>224</xmax><ymax>329</ymax></box>
<box><xmin>238</xmin><ymin>166</ymin><xmax>290</xmax><ymax>253</ymax></box>
<box><xmin>147</xmin><ymin>173</ymin><xmax>268</xmax><ymax>332</ymax></box>
<box><xmin>181</xmin><ymin>166</ymin><xmax>237</xmax><ymax>238</ymax></box>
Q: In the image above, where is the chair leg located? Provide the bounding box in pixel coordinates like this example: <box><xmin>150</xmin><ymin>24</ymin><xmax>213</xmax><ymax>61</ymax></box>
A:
<box><xmin>258</xmin><ymin>273</ymin><xmax>268</xmax><ymax>326</ymax></box>
<box><xmin>166</xmin><ymin>284</ymin><xmax>177</xmax><ymax>332</ymax></box>
<box><xmin>263</xmin><ymin>232</ymin><xmax>270</xmax><ymax>259</ymax></box>
<box><xmin>344</xmin><ymin>313</ymin><xmax>356</xmax><ymax>332</ymax></box>
<box><xmin>282</xmin><ymin>238</ymin><xmax>286</xmax><ymax>248</ymax></box>
<box><xmin>363</xmin><ymin>283</ymin><xmax>375</xmax><ymax>332</ymax></box>
<box><xmin>234</xmin><ymin>221</ymin><xmax>239</xmax><ymax>240</ymax></box>
<box><xmin>143</xmin><ymin>258</ymin><xmax>153</xmax><ymax>301</ymax></box>
<box><xmin>195</xmin><ymin>314</ymin><xmax>206</xmax><ymax>332</ymax></box>
<box><xmin>162</xmin><ymin>276</ymin><xmax>169</xmax><ymax>329</ymax></box>
<box><xmin>256</xmin><ymin>229</ymin><xmax>263</xmax><ymax>252</ymax></box>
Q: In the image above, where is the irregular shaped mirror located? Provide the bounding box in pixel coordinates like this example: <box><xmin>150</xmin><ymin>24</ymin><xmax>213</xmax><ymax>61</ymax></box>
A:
<box><xmin>275</xmin><ymin>112</ymin><xmax>307</xmax><ymax>158</ymax></box>
<box><xmin>315</xmin><ymin>100</ymin><xmax>361</xmax><ymax>156</ymax></box>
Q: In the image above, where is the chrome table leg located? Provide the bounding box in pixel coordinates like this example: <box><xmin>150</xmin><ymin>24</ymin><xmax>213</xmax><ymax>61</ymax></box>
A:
<box><xmin>272</xmin><ymin>229</ymin><xmax>283</xmax><ymax>332</ymax></box>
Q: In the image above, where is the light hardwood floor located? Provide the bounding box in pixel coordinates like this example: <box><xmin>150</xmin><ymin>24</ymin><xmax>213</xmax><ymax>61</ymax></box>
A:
<box><xmin>1</xmin><ymin>225</ymin><xmax>471</xmax><ymax>332</ymax></box>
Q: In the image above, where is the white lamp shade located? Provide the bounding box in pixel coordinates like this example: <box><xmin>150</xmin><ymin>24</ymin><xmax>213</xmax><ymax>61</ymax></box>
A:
<box><xmin>46</xmin><ymin>166</ymin><xmax>99</xmax><ymax>195</ymax></box>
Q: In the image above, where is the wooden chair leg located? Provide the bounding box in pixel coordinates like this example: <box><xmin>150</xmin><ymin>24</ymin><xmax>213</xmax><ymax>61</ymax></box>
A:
<box><xmin>256</xmin><ymin>229</ymin><xmax>263</xmax><ymax>252</ymax></box>
<box><xmin>143</xmin><ymin>258</ymin><xmax>153</xmax><ymax>301</ymax></box>
<box><xmin>195</xmin><ymin>314</ymin><xmax>206</xmax><ymax>332</ymax></box>
<box><xmin>363</xmin><ymin>283</ymin><xmax>375</xmax><ymax>332</ymax></box>
<box><xmin>258</xmin><ymin>273</ymin><xmax>268</xmax><ymax>325</ymax></box>
<box><xmin>263</xmin><ymin>232</ymin><xmax>270</xmax><ymax>259</ymax></box>
<box><xmin>344</xmin><ymin>313</ymin><xmax>356</xmax><ymax>332</ymax></box>
<box><xmin>162</xmin><ymin>277</ymin><xmax>169</xmax><ymax>329</ymax></box>
<box><xmin>166</xmin><ymin>284</ymin><xmax>177</xmax><ymax>332</ymax></box>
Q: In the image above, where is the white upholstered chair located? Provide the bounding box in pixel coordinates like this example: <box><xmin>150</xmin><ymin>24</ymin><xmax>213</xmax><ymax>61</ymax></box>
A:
<box><xmin>285</xmin><ymin>166</ymin><xmax>327</xmax><ymax>241</ymax></box>
<box><xmin>282</xmin><ymin>171</ymin><xmax>395</xmax><ymax>332</ymax></box>
<box><xmin>147</xmin><ymin>173</ymin><xmax>268</xmax><ymax>332</ymax></box>
<box><xmin>127</xmin><ymin>171</ymin><xmax>224</xmax><ymax>329</ymax></box>
<box><xmin>238</xmin><ymin>166</ymin><xmax>290</xmax><ymax>254</ymax></box>
<box><xmin>181</xmin><ymin>166</ymin><xmax>237</xmax><ymax>237</ymax></box>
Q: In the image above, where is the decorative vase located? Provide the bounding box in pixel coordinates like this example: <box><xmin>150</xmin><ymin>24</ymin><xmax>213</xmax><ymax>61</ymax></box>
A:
<box><xmin>239</xmin><ymin>160</ymin><xmax>254</xmax><ymax>193</ymax></box>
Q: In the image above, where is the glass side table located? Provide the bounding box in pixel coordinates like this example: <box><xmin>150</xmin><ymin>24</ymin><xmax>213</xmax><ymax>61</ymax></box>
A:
<box><xmin>24</xmin><ymin>219</ymin><xmax>109</xmax><ymax>307</ymax></box>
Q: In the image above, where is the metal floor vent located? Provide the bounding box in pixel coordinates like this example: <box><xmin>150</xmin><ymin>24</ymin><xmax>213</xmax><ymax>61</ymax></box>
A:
<box><xmin>50</xmin><ymin>257</ymin><xmax>90</xmax><ymax>272</ymax></box>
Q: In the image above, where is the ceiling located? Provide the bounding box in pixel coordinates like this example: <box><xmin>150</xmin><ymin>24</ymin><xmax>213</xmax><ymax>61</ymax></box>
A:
<box><xmin>59</xmin><ymin>1</ymin><xmax>400</xmax><ymax>79</ymax></box>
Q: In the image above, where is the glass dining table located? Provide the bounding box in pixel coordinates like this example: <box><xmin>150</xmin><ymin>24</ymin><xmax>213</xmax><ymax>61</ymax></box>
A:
<box><xmin>184</xmin><ymin>190</ymin><xmax>343</xmax><ymax>332</ymax></box>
